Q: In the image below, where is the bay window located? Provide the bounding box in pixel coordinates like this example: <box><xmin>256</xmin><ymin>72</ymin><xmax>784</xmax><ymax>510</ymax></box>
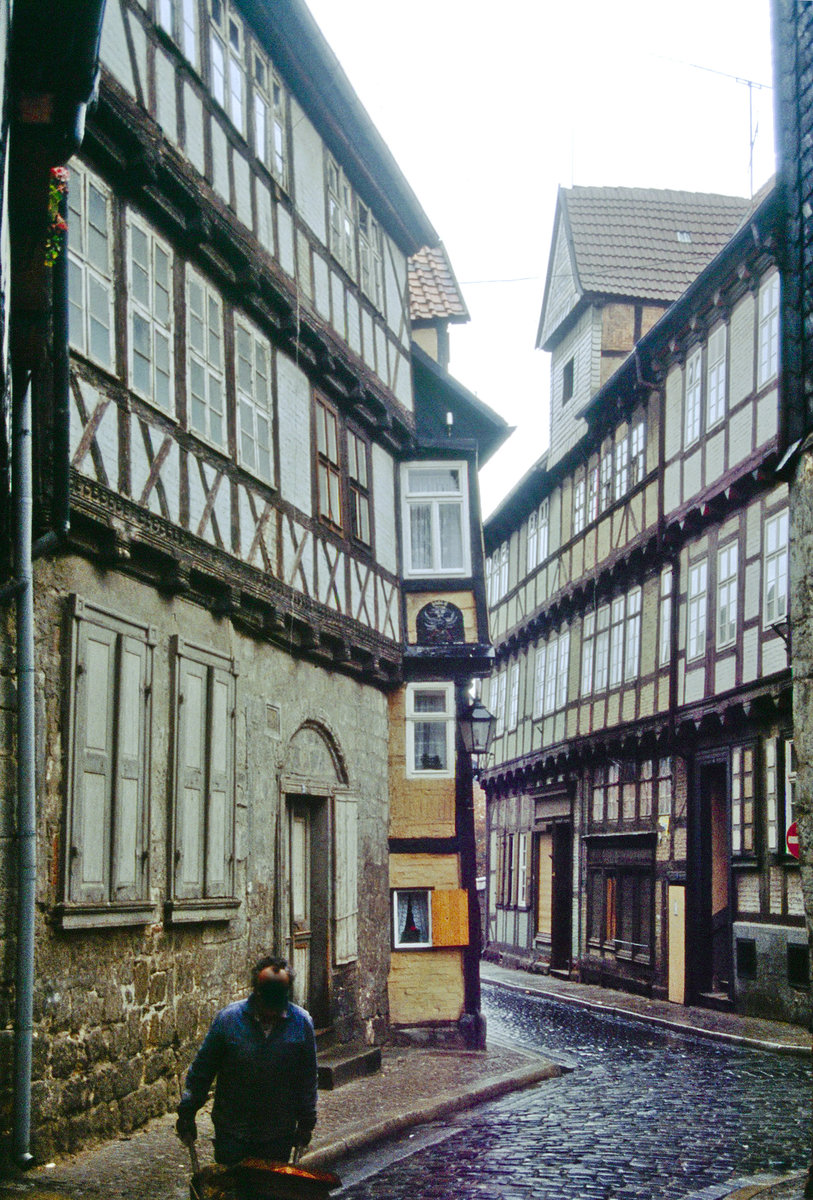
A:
<box><xmin>402</xmin><ymin>462</ymin><xmax>470</xmax><ymax>577</ymax></box>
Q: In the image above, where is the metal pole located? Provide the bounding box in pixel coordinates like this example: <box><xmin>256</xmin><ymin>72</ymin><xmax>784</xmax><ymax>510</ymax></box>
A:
<box><xmin>13</xmin><ymin>371</ymin><xmax>36</xmax><ymax>1167</ymax></box>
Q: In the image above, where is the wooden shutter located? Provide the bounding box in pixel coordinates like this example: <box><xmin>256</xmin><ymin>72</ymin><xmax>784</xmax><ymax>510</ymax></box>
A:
<box><xmin>334</xmin><ymin>796</ymin><xmax>358</xmax><ymax>964</ymax></box>
<box><xmin>431</xmin><ymin>889</ymin><xmax>469</xmax><ymax>946</ymax></box>
<box><xmin>205</xmin><ymin>666</ymin><xmax>233</xmax><ymax>897</ymax></box>
<box><xmin>174</xmin><ymin>657</ymin><xmax>207</xmax><ymax>898</ymax></box>
<box><xmin>111</xmin><ymin>635</ymin><xmax>147</xmax><ymax>900</ymax></box>
<box><xmin>70</xmin><ymin>622</ymin><xmax>116</xmax><ymax>902</ymax></box>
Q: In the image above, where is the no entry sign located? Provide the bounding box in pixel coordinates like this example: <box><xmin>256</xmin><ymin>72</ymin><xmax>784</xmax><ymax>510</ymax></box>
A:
<box><xmin>787</xmin><ymin>821</ymin><xmax>800</xmax><ymax>859</ymax></box>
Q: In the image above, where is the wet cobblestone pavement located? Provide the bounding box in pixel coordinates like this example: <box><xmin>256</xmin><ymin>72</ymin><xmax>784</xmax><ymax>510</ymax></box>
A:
<box><xmin>339</xmin><ymin>983</ymin><xmax>812</xmax><ymax>1200</ymax></box>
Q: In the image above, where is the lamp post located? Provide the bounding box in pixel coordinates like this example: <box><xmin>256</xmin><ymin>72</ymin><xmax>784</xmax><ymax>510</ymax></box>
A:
<box><xmin>456</xmin><ymin>693</ymin><xmax>497</xmax><ymax>1049</ymax></box>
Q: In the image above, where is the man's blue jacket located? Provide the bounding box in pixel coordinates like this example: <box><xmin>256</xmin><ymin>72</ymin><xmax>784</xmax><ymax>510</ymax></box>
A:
<box><xmin>178</xmin><ymin>997</ymin><xmax>318</xmax><ymax>1144</ymax></box>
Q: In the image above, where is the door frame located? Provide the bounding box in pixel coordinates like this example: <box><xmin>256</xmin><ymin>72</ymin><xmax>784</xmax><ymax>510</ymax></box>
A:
<box><xmin>283</xmin><ymin>787</ymin><xmax>331</xmax><ymax>1030</ymax></box>
<box><xmin>687</xmin><ymin>751</ymin><xmax>733</xmax><ymax>1005</ymax></box>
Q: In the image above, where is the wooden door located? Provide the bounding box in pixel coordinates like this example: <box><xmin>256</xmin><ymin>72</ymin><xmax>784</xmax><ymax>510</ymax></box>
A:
<box><xmin>289</xmin><ymin>803</ymin><xmax>311</xmax><ymax>1007</ymax></box>
<box><xmin>536</xmin><ymin>832</ymin><xmax>553</xmax><ymax>938</ymax></box>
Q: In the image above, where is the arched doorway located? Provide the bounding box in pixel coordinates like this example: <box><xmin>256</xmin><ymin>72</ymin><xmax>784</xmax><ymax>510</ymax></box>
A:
<box><xmin>282</xmin><ymin>722</ymin><xmax>348</xmax><ymax>1030</ymax></box>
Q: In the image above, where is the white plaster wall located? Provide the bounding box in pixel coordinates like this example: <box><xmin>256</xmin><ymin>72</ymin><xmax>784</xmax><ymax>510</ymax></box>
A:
<box><xmin>291</xmin><ymin>101</ymin><xmax>326</xmax><ymax>244</ymax></box>
<box><xmin>100</xmin><ymin>0</ymin><xmax>137</xmax><ymax>96</ymax></box>
<box><xmin>372</xmin><ymin>445</ymin><xmax>397</xmax><ymax>574</ymax></box>
<box><xmin>729</xmin><ymin>293</ymin><xmax>755</xmax><ymax>407</ymax></box>
<box><xmin>155</xmin><ymin>49</ymin><xmax>177</xmax><ymax>145</ymax></box>
<box><xmin>183</xmin><ymin>84</ymin><xmax>206</xmax><ymax>177</ymax></box>
<box><xmin>276</xmin><ymin>350</ymin><xmax>312</xmax><ymax>516</ymax></box>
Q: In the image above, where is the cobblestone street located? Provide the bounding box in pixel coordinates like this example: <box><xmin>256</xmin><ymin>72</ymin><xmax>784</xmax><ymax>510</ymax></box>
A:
<box><xmin>339</xmin><ymin>983</ymin><xmax>812</xmax><ymax>1200</ymax></box>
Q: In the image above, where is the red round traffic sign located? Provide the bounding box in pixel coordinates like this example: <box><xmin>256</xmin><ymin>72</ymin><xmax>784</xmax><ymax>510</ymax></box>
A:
<box><xmin>787</xmin><ymin>821</ymin><xmax>800</xmax><ymax>859</ymax></box>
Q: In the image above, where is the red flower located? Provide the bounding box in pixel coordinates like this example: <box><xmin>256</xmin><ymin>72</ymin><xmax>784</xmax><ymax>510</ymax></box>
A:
<box><xmin>50</xmin><ymin>166</ymin><xmax>69</xmax><ymax>185</ymax></box>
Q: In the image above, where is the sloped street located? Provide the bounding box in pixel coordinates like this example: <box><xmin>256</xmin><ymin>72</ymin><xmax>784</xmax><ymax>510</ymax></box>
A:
<box><xmin>338</xmin><ymin>982</ymin><xmax>811</xmax><ymax>1200</ymax></box>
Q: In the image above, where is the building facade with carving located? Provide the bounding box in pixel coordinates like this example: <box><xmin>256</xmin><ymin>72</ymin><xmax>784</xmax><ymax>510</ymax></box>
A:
<box><xmin>481</xmin><ymin>184</ymin><xmax>806</xmax><ymax>1025</ymax></box>
<box><xmin>0</xmin><ymin>0</ymin><xmax>505</xmax><ymax>1158</ymax></box>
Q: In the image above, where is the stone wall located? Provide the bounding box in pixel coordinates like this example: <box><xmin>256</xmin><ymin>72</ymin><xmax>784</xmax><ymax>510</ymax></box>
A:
<box><xmin>0</xmin><ymin>553</ymin><xmax>391</xmax><ymax>1158</ymax></box>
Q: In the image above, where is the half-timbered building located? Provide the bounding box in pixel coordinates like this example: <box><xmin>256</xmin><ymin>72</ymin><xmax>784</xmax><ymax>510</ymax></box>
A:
<box><xmin>0</xmin><ymin>0</ymin><xmax>505</xmax><ymax>1157</ymax></box>
<box><xmin>481</xmin><ymin>184</ymin><xmax>806</xmax><ymax>1026</ymax></box>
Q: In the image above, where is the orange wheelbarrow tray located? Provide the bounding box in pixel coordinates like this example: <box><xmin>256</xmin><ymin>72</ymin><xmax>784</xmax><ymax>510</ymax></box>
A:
<box><xmin>190</xmin><ymin>1157</ymin><xmax>342</xmax><ymax>1200</ymax></box>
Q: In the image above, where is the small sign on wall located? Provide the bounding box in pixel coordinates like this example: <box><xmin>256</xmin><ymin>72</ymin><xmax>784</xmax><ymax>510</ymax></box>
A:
<box><xmin>787</xmin><ymin>821</ymin><xmax>800</xmax><ymax>859</ymax></box>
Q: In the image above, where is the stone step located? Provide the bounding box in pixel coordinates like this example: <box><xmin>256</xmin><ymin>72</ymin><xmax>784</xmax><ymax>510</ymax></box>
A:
<box><xmin>698</xmin><ymin>990</ymin><xmax>735</xmax><ymax>1012</ymax></box>
<box><xmin>317</xmin><ymin>1044</ymin><xmax>382</xmax><ymax>1091</ymax></box>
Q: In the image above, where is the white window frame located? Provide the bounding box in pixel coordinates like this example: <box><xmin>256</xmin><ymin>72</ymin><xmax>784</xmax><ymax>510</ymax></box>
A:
<box><xmin>68</xmin><ymin>163</ymin><xmax>115</xmax><ymax>371</ymax></box>
<box><xmin>594</xmin><ymin>604</ymin><xmax>610</xmax><ymax>691</ymax></box>
<box><xmin>533</xmin><ymin>642</ymin><xmax>547</xmax><ymax>718</ymax></box>
<box><xmin>706</xmin><ymin>324</ymin><xmax>727</xmax><ymax>428</ymax></box>
<box><xmin>556</xmin><ymin>630</ymin><xmax>570</xmax><ymax>710</ymax></box>
<box><xmin>543</xmin><ymin>636</ymin><xmax>559</xmax><ymax>716</ymax></box>
<box><xmin>209</xmin><ymin>0</ymin><xmax>245</xmax><ymax>137</ymax></box>
<box><xmin>685</xmin><ymin>347</ymin><xmax>702</xmax><ymax>447</ymax></box>
<box><xmin>405</xmin><ymin>682</ymin><xmax>455</xmax><ymax>779</ymax></box>
<box><xmin>587</xmin><ymin>465</ymin><xmax>599</xmax><ymax>524</ymax></box>
<box><xmin>758</xmin><ymin>273</ymin><xmax>780</xmax><ymax>388</ymax></box>
<box><xmin>581</xmin><ymin>612</ymin><xmax>595</xmax><ymax>697</ymax></box>
<box><xmin>630</xmin><ymin>421</ymin><xmax>645</xmax><ymax>488</ymax></box>
<box><xmin>358</xmin><ymin>200</ymin><xmax>384</xmax><ymax>311</ymax></box>
<box><xmin>251</xmin><ymin>47</ymin><xmax>288</xmax><ymax>188</ymax></box>
<box><xmin>537</xmin><ymin>499</ymin><xmax>549</xmax><ymax>565</ymax></box>
<box><xmin>402</xmin><ymin>461</ymin><xmax>471</xmax><ymax>578</ymax></box>
<box><xmin>614</xmin><ymin>435</ymin><xmax>630</xmax><ymax>502</ymax></box>
<box><xmin>659</xmin><ymin>567</ymin><xmax>672</xmax><ymax>667</ymax></box>
<box><xmin>764</xmin><ymin>509</ymin><xmax>789</xmax><ymax>627</ymax></box>
<box><xmin>327</xmin><ymin>155</ymin><xmax>356</xmax><ymax>279</ymax></box>
<box><xmin>609</xmin><ymin>596</ymin><xmax>625</xmax><ymax>688</ymax></box>
<box><xmin>157</xmin><ymin>0</ymin><xmax>198</xmax><ymax>65</ymax></box>
<box><xmin>517</xmin><ymin>832</ymin><xmax>531</xmax><ymax>909</ymax></box>
<box><xmin>392</xmin><ymin>888</ymin><xmax>432</xmax><ymax>949</ymax></box>
<box><xmin>526</xmin><ymin>510</ymin><xmax>538</xmax><ymax>574</ymax></box>
<box><xmin>494</xmin><ymin>670</ymin><xmax>507</xmax><ymax>738</ymax></box>
<box><xmin>687</xmin><ymin>559</ymin><xmax>708</xmax><ymax>662</ymax></box>
<box><xmin>624</xmin><ymin>588</ymin><xmax>641</xmax><ymax>682</ymax></box>
<box><xmin>507</xmin><ymin>661</ymin><xmax>520</xmax><ymax>731</ymax></box>
<box><xmin>717</xmin><ymin>541</ymin><xmax>738</xmax><ymax>649</ymax></box>
<box><xmin>127</xmin><ymin>214</ymin><xmax>174</xmax><ymax>412</ymax></box>
<box><xmin>600</xmin><ymin>452</ymin><xmax>613</xmax><ymax>510</ymax></box>
<box><xmin>235</xmin><ymin>314</ymin><xmax>273</xmax><ymax>484</ymax></box>
<box><xmin>187</xmin><ymin>267</ymin><xmax>226</xmax><ymax>448</ymax></box>
<box><xmin>573</xmin><ymin>478</ymin><xmax>586</xmax><ymax>535</ymax></box>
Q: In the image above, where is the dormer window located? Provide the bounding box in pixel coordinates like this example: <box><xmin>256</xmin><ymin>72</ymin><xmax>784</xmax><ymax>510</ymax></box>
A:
<box><xmin>676</xmin><ymin>230</ymin><xmax>692</xmax><ymax>243</ymax></box>
<box><xmin>562</xmin><ymin>356</ymin><xmax>575</xmax><ymax>403</ymax></box>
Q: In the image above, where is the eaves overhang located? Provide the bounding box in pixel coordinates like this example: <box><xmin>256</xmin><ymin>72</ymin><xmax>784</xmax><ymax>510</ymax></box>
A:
<box><xmin>242</xmin><ymin>0</ymin><xmax>438</xmax><ymax>255</ymax></box>
<box><xmin>411</xmin><ymin>343</ymin><xmax>513</xmax><ymax>466</ymax></box>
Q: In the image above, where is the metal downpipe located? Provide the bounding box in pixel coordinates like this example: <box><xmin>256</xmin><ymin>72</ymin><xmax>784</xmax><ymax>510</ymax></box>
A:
<box><xmin>12</xmin><ymin>370</ymin><xmax>36</xmax><ymax>1168</ymax></box>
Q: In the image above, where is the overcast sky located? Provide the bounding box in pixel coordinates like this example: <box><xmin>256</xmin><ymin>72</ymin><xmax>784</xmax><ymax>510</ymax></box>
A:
<box><xmin>304</xmin><ymin>1</ymin><xmax>776</xmax><ymax>515</ymax></box>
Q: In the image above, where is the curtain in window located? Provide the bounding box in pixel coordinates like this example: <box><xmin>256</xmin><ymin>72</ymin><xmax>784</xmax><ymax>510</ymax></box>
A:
<box><xmin>414</xmin><ymin>720</ymin><xmax>446</xmax><ymax>771</ymax></box>
<box><xmin>410</xmin><ymin>504</ymin><xmax>433</xmax><ymax>570</ymax></box>
<box><xmin>397</xmin><ymin>891</ymin><xmax>430</xmax><ymax>944</ymax></box>
<box><xmin>439</xmin><ymin>503</ymin><xmax>463</xmax><ymax>569</ymax></box>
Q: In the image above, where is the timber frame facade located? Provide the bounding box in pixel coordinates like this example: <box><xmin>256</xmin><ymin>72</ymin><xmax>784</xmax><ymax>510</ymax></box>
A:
<box><xmin>0</xmin><ymin>0</ymin><xmax>506</xmax><ymax>1158</ymax></box>
<box><xmin>482</xmin><ymin>183</ymin><xmax>808</xmax><ymax>1025</ymax></box>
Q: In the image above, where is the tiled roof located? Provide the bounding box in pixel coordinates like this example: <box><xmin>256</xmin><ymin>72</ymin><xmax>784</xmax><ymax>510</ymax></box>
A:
<box><xmin>408</xmin><ymin>243</ymin><xmax>470</xmax><ymax>323</ymax></box>
<box><xmin>563</xmin><ymin>186</ymin><xmax>752</xmax><ymax>303</ymax></box>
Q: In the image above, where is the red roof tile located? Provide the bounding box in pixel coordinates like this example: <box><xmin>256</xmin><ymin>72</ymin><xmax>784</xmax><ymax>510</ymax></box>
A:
<box><xmin>408</xmin><ymin>244</ymin><xmax>470</xmax><ymax>323</ymax></box>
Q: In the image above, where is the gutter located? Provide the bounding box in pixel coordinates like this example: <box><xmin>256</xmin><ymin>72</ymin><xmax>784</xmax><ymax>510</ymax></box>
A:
<box><xmin>6</xmin><ymin>0</ymin><xmax>108</xmax><ymax>1168</ymax></box>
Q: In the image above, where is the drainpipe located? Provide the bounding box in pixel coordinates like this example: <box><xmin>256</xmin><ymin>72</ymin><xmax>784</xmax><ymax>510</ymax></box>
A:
<box><xmin>12</xmin><ymin>369</ymin><xmax>35</xmax><ymax>1168</ymax></box>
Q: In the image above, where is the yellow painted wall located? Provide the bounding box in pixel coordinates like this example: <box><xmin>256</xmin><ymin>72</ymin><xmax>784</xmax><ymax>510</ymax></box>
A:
<box><xmin>390</xmin><ymin>853</ymin><xmax>460</xmax><ymax>889</ymax></box>
<box><xmin>405</xmin><ymin>591</ymin><xmax>478</xmax><ymax>643</ymax></box>
<box><xmin>388</xmin><ymin>948</ymin><xmax>465</xmax><ymax>1024</ymax></box>
<box><xmin>389</xmin><ymin>689</ymin><xmax>456</xmax><ymax>838</ymax></box>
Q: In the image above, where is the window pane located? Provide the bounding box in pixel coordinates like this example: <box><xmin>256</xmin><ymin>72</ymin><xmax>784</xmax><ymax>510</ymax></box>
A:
<box><xmin>408</xmin><ymin>467</ymin><xmax>460</xmax><ymax>494</ymax></box>
<box><xmin>438</xmin><ymin>503</ymin><xmax>463</xmax><ymax>570</ymax></box>
<box><xmin>396</xmin><ymin>891</ymin><xmax>430</xmax><ymax>944</ymax></box>
<box><xmin>410</xmin><ymin>504</ymin><xmax>433</xmax><ymax>570</ymax></box>
<box><xmin>414</xmin><ymin>721</ymin><xmax>447</xmax><ymax>771</ymax></box>
<box><xmin>414</xmin><ymin>690</ymin><xmax>448</xmax><ymax>714</ymax></box>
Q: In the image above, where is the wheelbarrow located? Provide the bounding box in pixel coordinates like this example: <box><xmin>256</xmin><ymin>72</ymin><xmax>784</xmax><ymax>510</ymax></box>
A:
<box><xmin>187</xmin><ymin>1141</ymin><xmax>341</xmax><ymax>1200</ymax></box>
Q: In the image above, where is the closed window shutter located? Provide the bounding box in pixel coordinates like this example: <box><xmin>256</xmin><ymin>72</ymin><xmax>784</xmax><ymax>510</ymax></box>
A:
<box><xmin>70</xmin><ymin>623</ymin><xmax>116</xmax><ymax>903</ymax></box>
<box><xmin>175</xmin><ymin>658</ymin><xmax>207</xmax><ymax>898</ymax></box>
<box><xmin>431</xmin><ymin>889</ymin><xmax>469</xmax><ymax>946</ymax></box>
<box><xmin>206</xmin><ymin>667</ymin><xmax>234</xmax><ymax>897</ymax></box>
<box><xmin>334</xmin><ymin>796</ymin><xmax>358</xmax><ymax>964</ymax></box>
<box><xmin>111</xmin><ymin>635</ymin><xmax>147</xmax><ymax>900</ymax></box>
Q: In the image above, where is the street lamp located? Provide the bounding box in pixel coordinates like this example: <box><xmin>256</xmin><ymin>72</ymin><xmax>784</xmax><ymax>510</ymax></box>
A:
<box><xmin>458</xmin><ymin>697</ymin><xmax>497</xmax><ymax>774</ymax></box>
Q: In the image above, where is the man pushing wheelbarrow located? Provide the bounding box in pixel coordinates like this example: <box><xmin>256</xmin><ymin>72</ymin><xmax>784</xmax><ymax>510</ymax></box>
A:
<box><xmin>176</xmin><ymin>956</ymin><xmax>339</xmax><ymax>1200</ymax></box>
